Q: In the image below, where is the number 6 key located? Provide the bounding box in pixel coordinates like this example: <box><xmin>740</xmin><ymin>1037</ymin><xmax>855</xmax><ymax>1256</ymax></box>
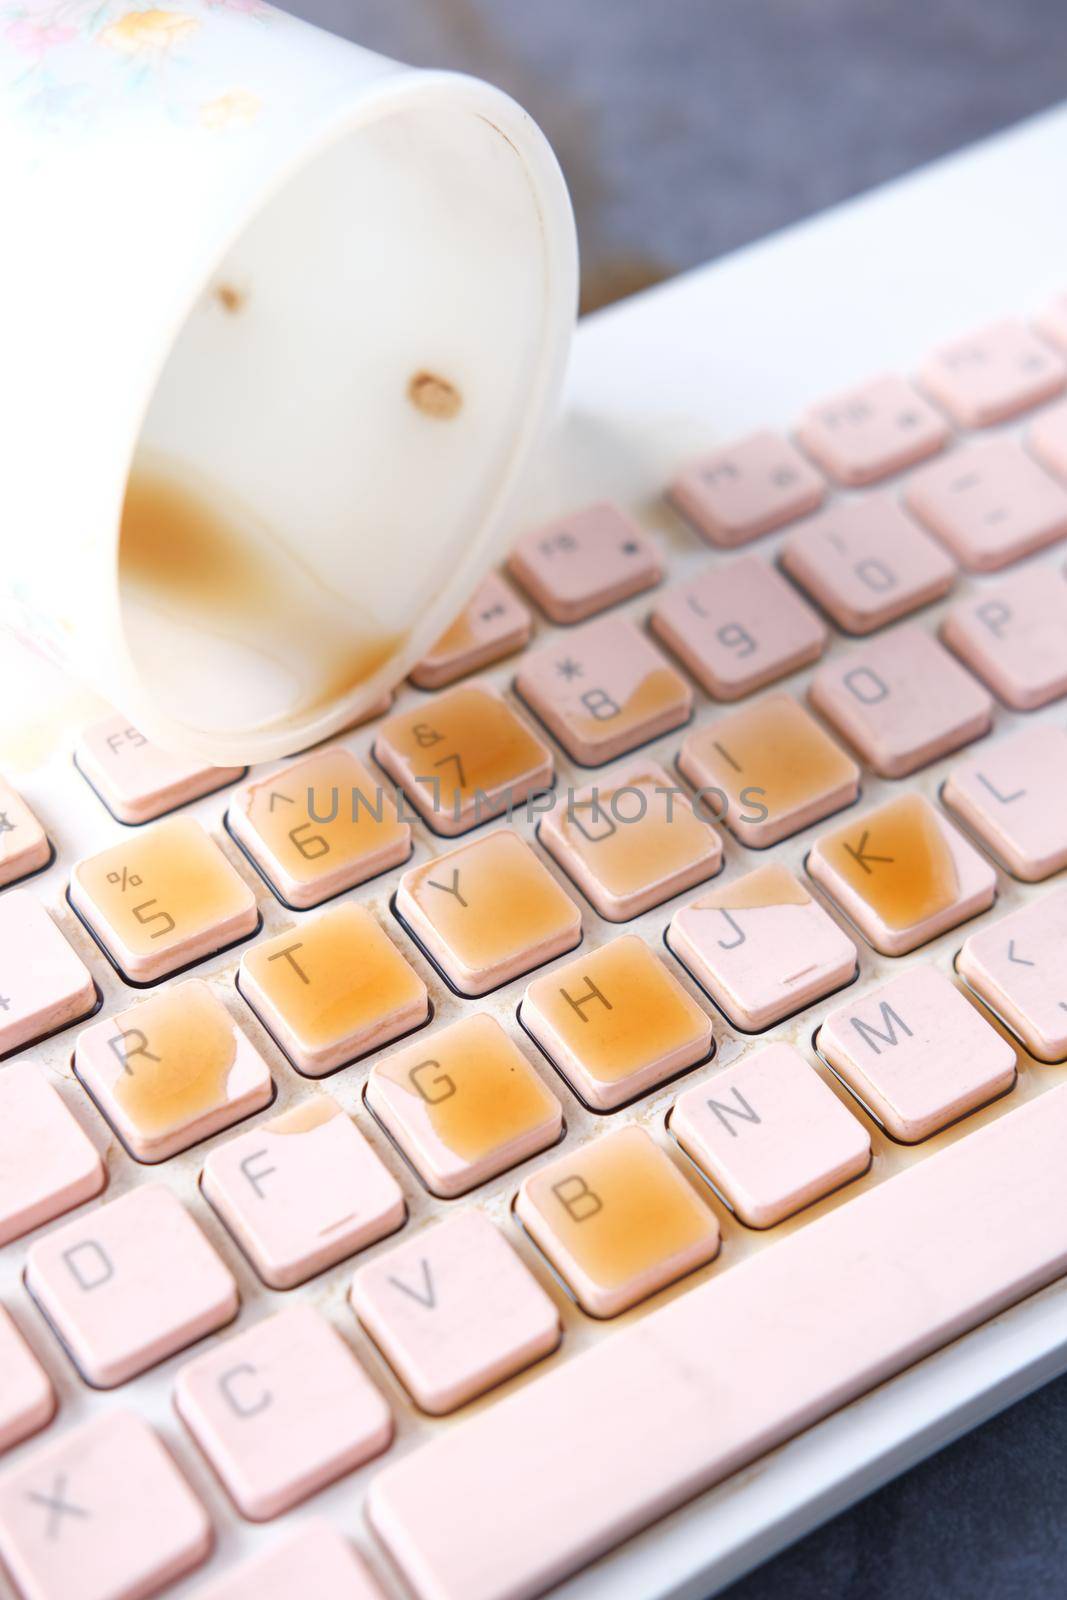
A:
<box><xmin>70</xmin><ymin>816</ymin><xmax>259</xmax><ymax>983</ymax></box>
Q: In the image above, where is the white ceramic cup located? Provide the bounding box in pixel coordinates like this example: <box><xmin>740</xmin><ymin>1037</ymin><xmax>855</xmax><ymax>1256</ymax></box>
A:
<box><xmin>0</xmin><ymin>0</ymin><xmax>576</xmax><ymax>762</ymax></box>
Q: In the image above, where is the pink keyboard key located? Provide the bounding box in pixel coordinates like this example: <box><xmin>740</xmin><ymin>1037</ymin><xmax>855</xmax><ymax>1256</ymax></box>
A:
<box><xmin>538</xmin><ymin>760</ymin><xmax>721</xmax><ymax>921</ymax></box>
<box><xmin>819</xmin><ymin>967</ymin><xmax>1016</xmax><ymax>1142</ymax></box>
<box><xmin>677</xmin><ymin>693</ymin><xmax>860</xmax><ymax>848</ymax></box>
<box><xmin>196</xmin><ymin>1521</ymin><xmax>385</xmax><ymax>1600</ymax></box>
<box><xmin>781</xmin><ymin>494</ymin><xmax>956</xmax><ymax>634</ymax></box>
<box><xmin>75</xmin><ymin>716</ymin><xmax>243</xmax><ymax>825</ymax></box>
<box><xmin>0</xmin><ymin>893</ymin><xmax>96</xmax><ymax>1056</ymax></box>
<box><xmin>943</xmin><ymin>725</ymin><xmax>1067</xmax><ymax>881</ymax></box>
<box><xmin>366</xmin><ymin>1014</ymin><xmax>562</xmax><ymax>1199</ymax></box>
<box><xmin>228</xmin><ymin>746</ymin><xmax>411</xmax><ymax>908</ymax></box>
<box><xmin>367</xmin><ymin>1078</ymin><xmax>1067</xmax><ymax>1600</ymax></box>
<box><xmin>239</xmin><ymin>903</ymin><xmax>429</xmax><ymax>1075</ymax></box>
<box><xmin>1030</xmin><ymin>398</ymin><xmax>1067</xmax><ymax>482</ymax></box>
<box><xmin>0</xmin><ymin>1411</ymin><xmax>211</xmax><ymax>1600</ymax></box>
<box><xmin>1036</xmin><ymin>293</ymin><xmax>1067</xmax><ymax>353</ymax></box>
<box><xmin>669</xmin><ymin>430</ymin><xmax>825</xmax><ymax>547</ymax></box>
<box><xmin>919</xmin><ymin>318</ymin><xmax>1067</xmax><ymax>426</ymax></box>
<box><xmin>0</xmin><ymin>1064</ymin><xmax>105</xmax><ymax>1246</ymax></box>
<box><xmin>958</xmin><ymin>888</ymin><xmax>1067</xmax><ymax>1061</ymax></box>
<box><xmin>650</xmin><ymin>554</ymin><xmax>827</xmax><ymax>699</ymax></box>
<box><xmin>515</xmin><ymin>1125</ymin><xmax>720</xmax><ymax>1317</ymax></box>
<box><xmin>0</xmin><ymin>1307</ymin><xmax>55</xmax><ymax>1454</ymax></box>
<box><xmin>410</xmin><ymin>573</ymin><xmax>532</xmax><ymax>689</ymax></box>
<box><xmin>26</xmin><ymin>1184</ymin><xmax>238</xmax><ymax>1387</ymax></box>
<box><xmin>521</xmin><ymin>934</ymin><xmax>712</xmax><ymax>1110</ymax></box>
<box><xmin>941</xmin><ymin>561</ymin><xmax>1067</xmax><ymax>708</ymax></box>
<box><xmin>668</xmin><ymin>863</ymin><xmax>857</xmax><ymax>1031</ymax></box>
<box><xmin>808</xmin><ymin>792</ymin><xmax>997</xmax><ymax>957</ymax></box>
<box><xmin>809</xmin><ymin>624</ymin><xmax>992</xmax><ymax>777</ymax></box>
<box><xmin>0</xmin><ymin>778</ymin><xmax>50</xmax><ymax>888</ymax></box>
<box><xmin>176</xmin><ymin>1304</ymin><xmax>391</xmax><ymax>1520</ymax></box>
<box><xmin>670</xmin><ymin>1042</ymin><xmax>870</xmax><ymax>1227</ymax></box>
<box><xmin>395</xmin><ymin>830</ymin><xmax>581</xmax><ymax>996</ymax></box>
<box><xmin>516</xmin><ymin>616</ymin><xmax>692</xmax><ymax>765</ymax></box>
<box><xmin>797</xmin><ymin>373</ymin><xmax>949</xmax><ymax>485</ymax></box>
<box><xmin>202</xmin><ymin>1095</ymin><xmax>405</xmax><ymax>1289</ymax></box>
<box><xmin>375</xmin><ymin>682</ymin><xmax>554</xmax><ymax>837</ymax></box>
<box><xmin>905</xmin><ymin>437</ymin><xmax>1067</xmax><ymax>571</ymax></box>
<box><xmin>75</xmin><ymin>979</ymin><xmax>273</xmax><ymax>1163</ymax></box>
<box><xmin>351</xmin><ymin>1211</ymin><xmax>560</xmax><ymax>1414</ymax></box>
<box><xmin>507</xmin><ymin>502</ymin><xmax>662</xmax><ymax>623</ymax></box>
<box><xmin>70</xmin><ymin>817</ymin><xmax>259</xmax><ymax>984</ymax></box>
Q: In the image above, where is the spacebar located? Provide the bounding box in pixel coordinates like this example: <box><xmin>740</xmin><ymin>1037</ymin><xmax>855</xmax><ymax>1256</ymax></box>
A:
<box><xmin>367</xmin><ymin>1084</ymin><xmax>1067</xmax><ymax>1600</ymax></box>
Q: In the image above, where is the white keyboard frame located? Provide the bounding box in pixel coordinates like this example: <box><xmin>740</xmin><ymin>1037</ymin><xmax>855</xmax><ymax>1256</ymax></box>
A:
<box><xmin>2</xmin><ymin>99</ymin><xmax>1067</xmax><ymax>1600</ymax></box>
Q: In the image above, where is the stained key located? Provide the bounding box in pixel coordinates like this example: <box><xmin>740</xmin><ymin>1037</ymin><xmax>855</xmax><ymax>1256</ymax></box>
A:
<box><xmin>919</xmin><ymin>318</ymin><xmax>1066</xmax><ymax>427</ymax></box>
<box><xmin>781</xmin><ymin>494</ymin><xmax>956</xmax><ymax>634</ymax></box>
<box><xmin>667</xmin><ymin>863</ymin><xmax>858</xmax><ymax>1031</ymax></box>
<box><xmin>670</xmin><ymin>1042</ymin><xmax>870</xmax><ymax>1227</ymax></box>
<box><xmin>905</xmin><ymin>437</ymin><xmax>1067</xmax><ymax>571</ymax></box>
<box><xmin>69</xmin><ymin>816</ymin><xmax>258</xmax><ymax>983</ymax></box>
<box><xmin>943</xmin><ymin>725</ymin><xmax>1067</xmax><ymax>881</ymax></box>
<box><xmin>515</xmin><ymin>616</ymin><xmax>693</xmax><ymax>765</ymax></box>
<box><xmin>678</xmin><ymin>693</ymin><xmax>860</xmax><ymax>848</ymax></box>
<box><xmin>375</xmin><ymin>681</ymin><xmax>553</xmax><ymax>836</ymax></box>
<box><xmin>175</xmin><ymin>1304</ymin><xmax>392</xmax><ymax>1521</ymax></box>
<box><xmin>75</xmin><ymin>714</ymin><xmax>244</xmax><ymax>825</ymax></box>
<box><xmin>228</xmin><ymin>745</ymin><xmax>411</xmax><ymax>907</ymax></box>
<box><xmin>809</xmin><ymin>624</ymin><xmax>992</xmax><ymax>778</ymax></box>
<box><xmin>202</xmin><ymin>1095</ymin><xmax>405</xmax><ymax>1288</ymax></box>
<box><xmin>75</xmin><ymin>979</ymin><xmax>273</xmax><ymax>1162</ymax></box>
<box><xmin>669</xmin><ymin>430</ymin><xmax>825</xmax><ymax>547</ymax></box>
<box><xmin>0</xmin><ymin>776</ymin><xmax>50</xmax><ymax>888</ymax></box>
<box><xmin>0</xmin><ymin>1063</ymin><xmax>105</xmax><ymax>1246</ymax></box>
<box><xmin>0</xmin><ymin>1412</ymin><xmax>212</xmax><ymax>1600</ymax></box>
<box><xmin>515</xmin><ymin>1125</ymin><xmax>720</xmax><ymax>1317</ymax></box>
<box><xmin>239</xmin><ymin>903</ymin><xmax>429</xmax><ymax>1075</ymax></box>
<box><xmin>395</xmin><ymin>830</ymin><xmax>581</xmax><ymax>996</ymax></box>
<box><xmin>538</xmin><ymin>760</ymin><xmax>722</xmax><ymax>921</ymax></box>
<box><xmin>409</xmin><ymin>573</ymin><xmax>532</xmax><ymax>689</ymax></box>
<box><xmin>797</xmin><ymin>373</ymin><xmax>949</xmax><ymax>486</ymax></box>
<box><xmin>351</xmin><ymin>1211</ymin><xmax>560</xmax><ymax>1414</ymax></box>
<box><xmin>650</xmin><ymin>553</ymin><xmax>827</xmax><ymax>700</ymax></box>
<box><xmin>0</xmin><ymin>892</ymin><xmax>97</xmax><ymax>1056</ymax></box>
<box><xmin>366</xmin><ymin>1014</ymin><xmax>562</xmax><ymax>1198</ymax></box>
<box><xmin>819</xmin><ymin>966</ymin><xmax>1016</xmax><ymax>1141</ymax></box>
<box><xmin>940</xmin><ymin>561</ymin><xmax>1067</xmax><ymax>708</ymax></box>
<box><xmin>507</xmin><ymin>501</ymin><xmax>662</xmax><ymax>622</ymax></box>
<box><xmin>521</xmin><ymin>935</ymin><xmax>712</xmax><ymax>1110</ymax></box>
<box><xmin>957</xmin><ymin>887</ymin><xmax>1067</xmax><ymax>1061</ymax></box>
<box><xmin>25</xmin><ymin>1183</ymin><xmax>238</xmax><ymax>1387</ymax></box>
<box><xmin>809</xmin><ymin>792</ymin><xmax>997</xmax><ymax>957</ymax></box>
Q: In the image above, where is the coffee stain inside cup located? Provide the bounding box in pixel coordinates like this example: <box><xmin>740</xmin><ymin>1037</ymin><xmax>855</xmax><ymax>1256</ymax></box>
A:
<box><xmin>119</xmin><ymin>456</ymin><xmax>399</xmax><ymax>728</ymax></box>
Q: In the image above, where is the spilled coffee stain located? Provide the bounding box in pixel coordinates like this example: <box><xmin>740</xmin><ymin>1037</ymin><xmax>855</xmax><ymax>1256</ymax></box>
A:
<box><xmin>215</xmin><ymin>282</ymin><xmax>247</xmax><ymax>314</ymax></box>
<box><xmin>698</xmin><ymin>863</ymin><xmax>810</xmax><ymax>912</ymax></box>
<box><xmin>114</xmin><ymin>982</ymin><xmax>235</xmax><ymax>1135</ymax></box>
<box><xmin>820</xmin><ymin>793</ymin><xmax>958</xmax><ymax>931</ymax></box>
<box><xmin>265</xmin><ymin>1096</ymin><xmax>341</xmax><ymax>1136</ymax></box>
<box><xmin>408</xmin><ymin>371</ymin><xmax>463</xmax><ymax>419</ymax></box>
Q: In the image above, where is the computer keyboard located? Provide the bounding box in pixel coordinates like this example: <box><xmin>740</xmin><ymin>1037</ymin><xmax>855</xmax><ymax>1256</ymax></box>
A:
<box><xmin>4</xmin><ymin>122</ymin><xmax>1067</xmax><ymax>1600</ymax></box>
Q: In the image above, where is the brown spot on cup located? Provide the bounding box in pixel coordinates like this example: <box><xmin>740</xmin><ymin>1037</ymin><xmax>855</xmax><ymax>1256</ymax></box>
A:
<box><xmin>408</xmin><ymin>370</ymin><xmax>462</xmax><ymax>419</ymax></box>
<box><xmin>215</xmin><ymin>282</ymin><xmax>247</xmax><ymax>314</ymax></box>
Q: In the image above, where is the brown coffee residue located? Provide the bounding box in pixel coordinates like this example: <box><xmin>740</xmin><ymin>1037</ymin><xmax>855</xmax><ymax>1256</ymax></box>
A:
<box><xmin>572</xmin><ymin>669</ymin><xmax>684</xmax><ymax>740</ymax></box>
<box><xmin>215</xmin><ymin>283</ymin><xmax>247</xmax><ymax>314</ymax></box>
<box><xmin>114</xmin><ymin>982</ymin><xmax>236</xmax><ymax>1136</ymax></box>
<box><xmin>382</xmin><ymin>1016</ymin><xmax>556</xmax><ymax>1162</ymax></box>
<box><xmin>408</xmin><ymin>371</ymin><xmax>462</xmax><ymax>419</ymax></box>
<box><xmin>698</xmin><ymin>862</ymin><xmax>810</xmax><ymax>912</ymax></box>
<box><xmin>694</xmin><ymin>696</ymin><xmax>857</xmax><ymax>818</ymax></box>
<box><xmin>384</xmin><ymin>685</ymin><xmax>547</xmax><ymax>812</ymax></box>
<box><xmin>120</xmin><ymin>458</ymin><xmax>400</xmax><ymax>724</ymax></box>
<box><xmin>264</xmin><ymin>1096</ymin><xmax>341</xmax><ymax>1137</ymax></box>
<box><xmin>820</xmin><ymin>793</ymin><xmax>958</xmax><ymax>931</ymax></box>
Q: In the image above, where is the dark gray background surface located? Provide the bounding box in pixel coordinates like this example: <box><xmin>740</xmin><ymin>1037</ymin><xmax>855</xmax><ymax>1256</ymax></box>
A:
<box><xmin>281</xmin><ymin>2</ymin><xmax>1067</xmax><ymax>1593</ymax></box>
